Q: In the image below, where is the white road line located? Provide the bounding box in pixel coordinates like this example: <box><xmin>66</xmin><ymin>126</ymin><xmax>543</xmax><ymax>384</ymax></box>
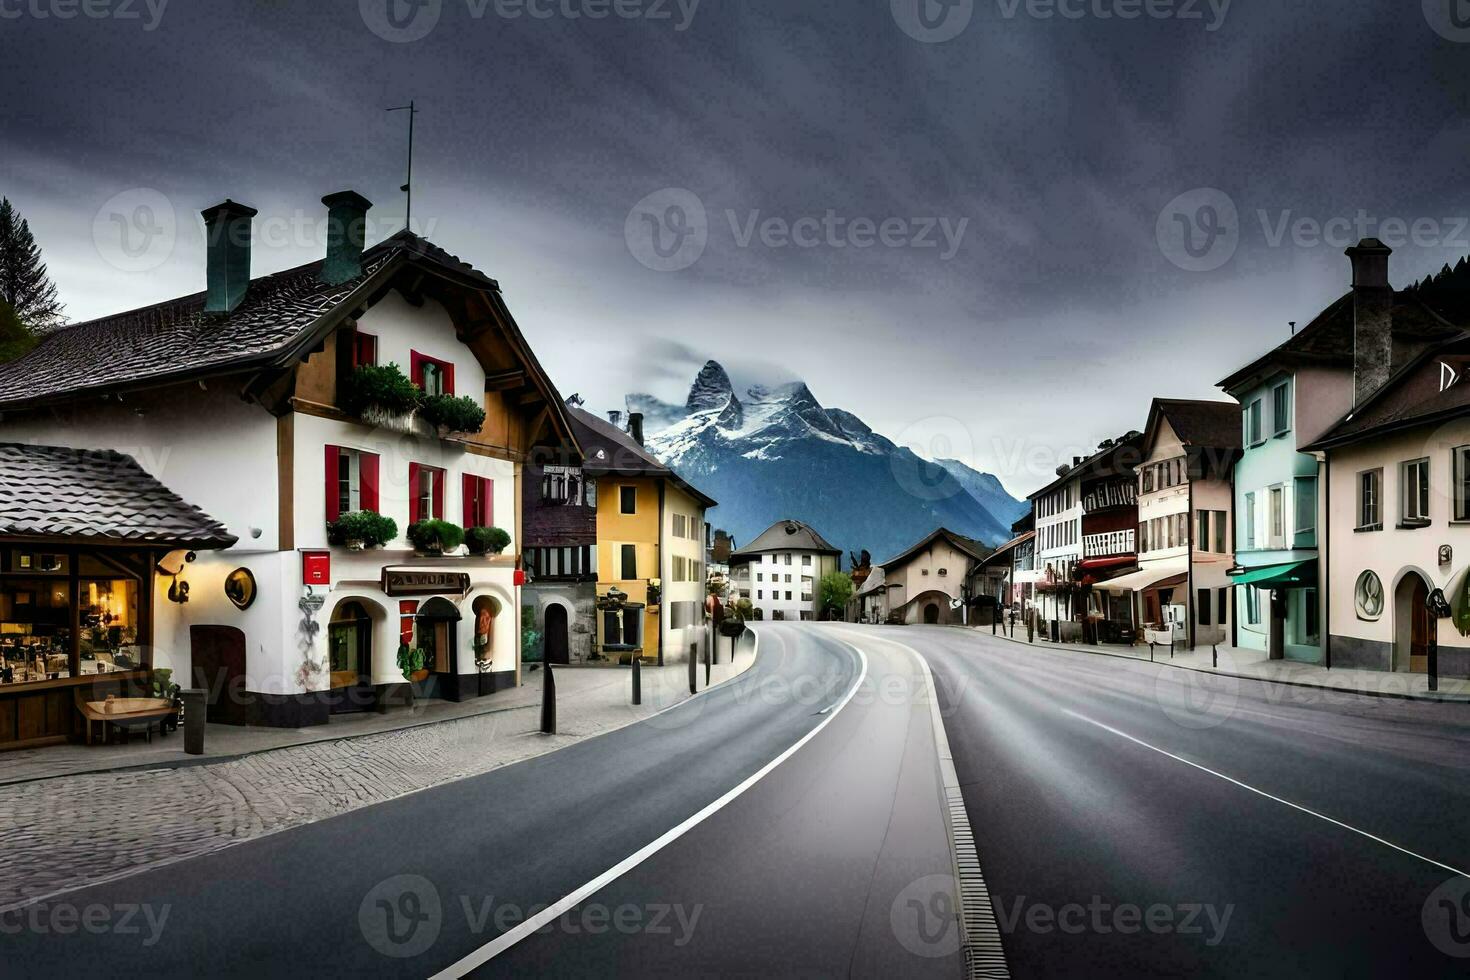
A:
<box><xmin>1062</xmin><ymin>708</ymin><xmax>1470</xmax><ymax>880</ymax></box>
<box><xmin>428</xmin><ymin>628</ymin><xmax>869</xmax><ymax>979</ymax></box>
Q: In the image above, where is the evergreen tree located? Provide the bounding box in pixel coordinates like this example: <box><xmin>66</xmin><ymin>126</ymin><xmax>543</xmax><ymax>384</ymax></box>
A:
<box><xmin>0</xmin><ymin>198</ymin><xmax>63</xmax><ymax>334</ymax></box>
<box><xmin>0</xmin><ymin>298</ymin><xmax>37</xmax><ymax>364</ymax></box>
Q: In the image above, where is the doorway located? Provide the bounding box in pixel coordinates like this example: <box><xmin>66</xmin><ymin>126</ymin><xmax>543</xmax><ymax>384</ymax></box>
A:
<box><xmin>327</xmin><ymin>601</ymin><xmax>374</xmax><ymax>714</ymax></box>
<box><xmin>416</xmin><ymin>597</ymin><xmax>463</xmax><ymax>700</ymax></box>
<box><xmin>924</xmin><ymin>603</ymin><xmax>941</xmax><ymax>624</ymax></box>
<box><xmin>544</xmin><ymin>603</ymin><xmax>569</xmax><ymax>665</ymax></box>
<box><xmin>1394</xmin><ymin>574</ymin><xmax>1431</xmax><ymax>673</ymax></box>
<box><xmin>189</xmin><ymin>625</ymin><xmax>248</xmax><ymax>726</ymax></box>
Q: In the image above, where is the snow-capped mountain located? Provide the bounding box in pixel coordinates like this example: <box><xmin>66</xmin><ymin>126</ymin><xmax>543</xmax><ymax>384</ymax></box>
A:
<box><xmin>624</xmin><ymin>362</ymin><xmax>1027</xmax><ymax>563</ymax></box>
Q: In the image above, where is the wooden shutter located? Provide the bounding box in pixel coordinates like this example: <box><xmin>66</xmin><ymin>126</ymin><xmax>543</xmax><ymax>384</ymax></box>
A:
<box><xmin>432</xmin><ymin>467</ymin><xmax>445</xmax><ymax>520</ymax></box>
<box><xmin>408</xmin><ymin>463</ymin><xmax>421</xmax><ymax>524</ymax></box>
<box><xmin>360</xmin><ymin>453</ymin><xmax>380</xmax><ymax>513</ymax></box>
<box><xmin>324</xmin><ymin>445</ymin><xmax>341</xmax><ymax>522</ymax></box>
<box><xmin>462</xmin><ymin>474</ymin><xmax>477</xmax><ymax>528</ymax></box>
<box><xmin>410</xmin><ymin>351</ymin><xmax>425</xmax><ymax>389</ymax></box>
<box><xmin>443</xmin><ymin>361</ymin><xmax>455</xmax><ymax>395</ymax></box>
<box><xmin>355</xmin><ymin>332</ymin><xmax>377</xmax><ymax>367</ymax></box>
<box><xmin>481</xmin><ymin>478</ymin><xmax>493</xmax><ymax>528</ymax></box>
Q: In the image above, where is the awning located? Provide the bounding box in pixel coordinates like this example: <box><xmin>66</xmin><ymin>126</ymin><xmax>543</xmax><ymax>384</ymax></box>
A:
<box><xmin>1095</xmin><ymin>557</ymin><xmax>1188</xmax><ymax>592</ymax></box>
<box><xmin>1080</xmin><ymin>556</ymin><xmax>1135</xmax><ymax>571</ymax></box>
<box><xmin>1229</xmin><ymin>559</ymin><xmax>1317</xmax><ymax>589</ymax></box>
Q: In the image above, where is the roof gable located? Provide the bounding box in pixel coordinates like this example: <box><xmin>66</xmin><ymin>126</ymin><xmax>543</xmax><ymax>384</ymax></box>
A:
<box><xmin>877</xmin><ymin>527</ymin><xmax>990</xmax><ymax>570</ymax></box>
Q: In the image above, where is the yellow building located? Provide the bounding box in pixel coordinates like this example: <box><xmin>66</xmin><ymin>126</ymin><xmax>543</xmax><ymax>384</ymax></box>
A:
<box><xmin>568</xmin><ymin>408</ymin><xmax>716</xmax><ymax>664</ymax></box>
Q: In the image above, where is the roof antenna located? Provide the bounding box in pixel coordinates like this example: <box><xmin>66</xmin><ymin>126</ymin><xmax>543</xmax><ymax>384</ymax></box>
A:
<box><xmin>386</xmin><ymin>100</ymin><xmax>419</xmax><ymax>234</ymax></box>
<box><xmin>1289</xmin><ymin>321</ymin><xmax>1296</xmax><ymax>336</ymax></box>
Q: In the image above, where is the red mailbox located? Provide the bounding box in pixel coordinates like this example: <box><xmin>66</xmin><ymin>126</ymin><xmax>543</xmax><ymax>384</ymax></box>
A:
<box><xmin>301</xmin><ymin>551</ymin><xmax>331</xmax><ymax>586</ymax></box>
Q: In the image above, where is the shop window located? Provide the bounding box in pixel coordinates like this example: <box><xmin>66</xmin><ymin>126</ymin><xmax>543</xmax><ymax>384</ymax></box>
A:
<box><xmin>0</xmin><ymin>578</ymin><xmax>72</xmax><ymax>684</ymax></box>
<box><xmin>411</xmin><ymin>351</ymin><xmax>455</xmax><ymax>395</ymax></box>
<box><xmin>408</xmin><ymin>463</ymin><xmax>445</xmax><ymax>523</ymax></box>
<box><xmin>463</xmin><ymin>475</ymin><xmax>494</xmax><ymax>529</ymax></box>
<box><xmin>325</xmin><ymin>446</ymin><xmax>380</xmax><ymax>522</ymax></box>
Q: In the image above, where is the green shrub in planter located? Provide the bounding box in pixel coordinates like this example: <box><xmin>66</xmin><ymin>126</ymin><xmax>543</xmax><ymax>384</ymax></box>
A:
<box><xmin>419</xmin><ymin>394</ymin><xmax>487</xmax><ymax>434</ymax></box>
<box><xmin>327</xmin><ymin>510</ymin><xmax>399</xmax><ymax>549</ymax></box>
<box><xmin>466</xmin><ymin>525</ymin><xmax>512</xmax><ymax>556</ymax></box>
<box><xmin>407</xmin><ymin>519</ymin><xmax>465</xmax><ymax>554</ymax></box>
<box><xmin>340</xmin><ymin>363</ymin><xmax>421</xmax><ymax>419</ymax></box>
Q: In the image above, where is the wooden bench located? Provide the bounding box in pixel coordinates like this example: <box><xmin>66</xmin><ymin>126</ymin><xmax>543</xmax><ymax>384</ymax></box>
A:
<box><xmin>75</xmin><ymin>693</ymin><xmax>175</xmax><ymax>745</ymax></box>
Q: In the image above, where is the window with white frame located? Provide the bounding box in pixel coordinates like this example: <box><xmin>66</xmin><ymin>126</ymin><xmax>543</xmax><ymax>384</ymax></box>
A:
<box><xmin>1268</xmin><ymin>486</ymin><xmax>1285</xmax><ymax>547</ymax></box>
<box><xmin>1454</xmin><ymin>446</ymin><xmax>1470</xmax><ymax>521</ymax></box>
<box><xmin>1247</xmin><ymin>399</ymin><xmax>1264</xmax><ymax>446</ymax></box>
<box><xmin>1358</xmin><ymin>469</ymin><xmax>1382</xmax><ymax>530</ymax></box>
<box><xmin>1294</xmin><ymin>476</ymin><xmax>1316</xmax><ymax>543</ymax></box>
<box><xmin>1272</xmin><ymin>381</ymin><xmax>1291</xmax><ymax>437</ymax></box>
<box><xmin>1401</xmin><ymin>458</ymin><xmax>1430</xmax><ymax>525</ymax></box>
<box><xmin>1244</xmin><ymin>492</ymin><xmax>1256</xmax><ymax>547</ymax></box>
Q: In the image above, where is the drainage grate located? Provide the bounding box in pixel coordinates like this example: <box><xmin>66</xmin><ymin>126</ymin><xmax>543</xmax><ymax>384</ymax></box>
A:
<box><xmin>945</xmin><ymin>784</ymin><xmax>1010</xmax><ymax>979</ymax></box>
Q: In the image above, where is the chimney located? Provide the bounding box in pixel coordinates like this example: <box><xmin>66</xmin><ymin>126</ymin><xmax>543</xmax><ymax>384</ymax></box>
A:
<box><xmin>1347</xmin><ymin>238</ymin><xmax>1394</xmax><ymax>406</ymax></box>
<box><xmin>321</xmin><ymin>190</ymin><xmax>373</xmax><ymax>285</ymax></box>
<box><xmin>629</xmin><ymin>412</ymin><xmax>645</xmax><ymax>446</ymax></box>
<box><xmin>607</xmin><ymin>410</ymin><xmax>625</xmax><ymax>428</ymax></box>
<box><xmin>201</xmin><ymin>200</ymin><xmax>258</xmax><ymax>314</ymax></box>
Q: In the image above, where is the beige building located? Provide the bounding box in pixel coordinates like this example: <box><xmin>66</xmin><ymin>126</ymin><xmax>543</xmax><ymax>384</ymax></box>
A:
<box><xmin>859</xmin><ymin>528</ymin><xmax>989</xmax><ymax>625</ymax></box>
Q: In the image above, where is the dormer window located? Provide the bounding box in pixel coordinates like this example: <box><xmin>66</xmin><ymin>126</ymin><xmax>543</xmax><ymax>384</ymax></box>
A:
<box><xmin>411</xmin><ymin>351</ymin><xmax>455</xmax><ymax>396</ymax></box>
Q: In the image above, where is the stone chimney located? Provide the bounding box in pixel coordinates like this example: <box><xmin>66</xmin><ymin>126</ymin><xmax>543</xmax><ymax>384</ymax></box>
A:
<box><xmin>320</xmin><ymin>190</ymin><xmax>373</xmax><ymax>285</ymax></box>
<box><xmin>1347</xmin><ymin>238</ymin><xmax>1394</xmax><ymax>406</ymax></box>
<box><xmin>201</xmin><ymin>200</ymin><xmax>258</xmax><ymax>314</ymax></box>
<box><xmin>629</xmin><ymin>412</ymin><xmax>645</xmax><ymax>446</ymax></box>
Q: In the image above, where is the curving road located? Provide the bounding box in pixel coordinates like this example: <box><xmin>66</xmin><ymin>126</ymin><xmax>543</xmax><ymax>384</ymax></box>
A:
<box><xmin>856</xmin><ymin>623</ymin><xmax>1470</xmax><ymax>978</ymax></box>
<box><xmin>5</xmin><ymin>625</ymin><xmax>965</xmax><ymax>978</ymax></box>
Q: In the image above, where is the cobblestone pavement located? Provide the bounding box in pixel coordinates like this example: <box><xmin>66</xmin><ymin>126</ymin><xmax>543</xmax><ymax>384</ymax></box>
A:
<box><xmin>0</xmin><ymin>657</ymin><xmax>752</xmax><ymax>910</ymax></box>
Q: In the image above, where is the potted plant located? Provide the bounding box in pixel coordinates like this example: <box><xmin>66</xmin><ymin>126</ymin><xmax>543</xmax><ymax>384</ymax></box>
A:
<box><xmin>466</xmin><ymin>525</ymin><xmax>512</xmax><ymax>556</ymax></box>
<box><xmin>407</xmin><ymin>519</ymin><xmax>465</xmax><ymax>555</ymax></box>
<box><xmin>419</xmin><ymin>393</ymin><xmax>487</xmax><ymax>435</ymax></box>
<box><xmin>340</xmin><ymin>363</ymin><xmax>421</xmax><ymax>430</ymax></box>
<box><xmin>396</xmin><ymin>642</ymin><xmax>426</xmax><ymax>682</ymax></box>
<box><xmin>327</xmin><ymin>510</ymin><xmax>399</xmax><ymax>551</ymax></box>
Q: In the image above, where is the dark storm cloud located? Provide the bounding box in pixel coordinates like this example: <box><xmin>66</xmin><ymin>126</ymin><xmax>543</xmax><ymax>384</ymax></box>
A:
<box><xmin>4</xmin><ymin>0</ymin><xmax>1470</xmax><ymax>493</ymax></box>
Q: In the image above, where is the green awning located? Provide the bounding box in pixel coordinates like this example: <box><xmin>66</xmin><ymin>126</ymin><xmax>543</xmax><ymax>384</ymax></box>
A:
<box><xmin>1229</xmin><ymin>559</ymin><xmax>1317</xmax><ymax>589</ymax></box>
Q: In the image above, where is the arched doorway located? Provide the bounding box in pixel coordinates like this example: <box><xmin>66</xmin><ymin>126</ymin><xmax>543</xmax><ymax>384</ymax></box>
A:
<box><xmin>417</xmin><ymin>597</ymin><xmax>464</xmax><ymax>700</ymax></box>
<box><xmin>190</xmin><ymin>625</ymin><xmax>248</xmax><ymax>726</ymax></box>
<box><xmin>544</xmin><ymin>603</ymin><xmax>569</xmax><ymax>665</ymax></box>
<box><xmin>327</xmin><ymin>601</ymin><xmax>375</xmax><ymax>714</ymax></box>
<box><xmin>1394</xmin><ymin>574</ymin><xmax>1431</xmax><ymax>673</ymax></box>
<box><xmin>924</xmin><ymin>603</ymin><xmax>941</xmax><ymax>624</ymax></box>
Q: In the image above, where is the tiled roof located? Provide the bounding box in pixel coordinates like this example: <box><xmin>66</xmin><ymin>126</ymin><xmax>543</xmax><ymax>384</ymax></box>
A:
<box><xmin>0</xmin><ymin>232</ymin><xmax>497</xmax><ymax>411</ymax></box>
<box><xmin>1306</xmin><ymin>335</ymin><xmax>1470</xmax><ymax>449</ymax></box>
<box><xmin>1151</xmin><ymin>399</ymin><xmax>1242</xmax><ymax>452</ymax></box>
<box><xmin>877</xmin><ymin>527</ymin><xmax>991</xmax><ymax>570</ymax></box>
<box><xmin>568</xmin><ymin>406</ymin><xmax>718</xmax><ymax>508</ymax></box>
<box><xmin>730</xmin><ymin>519</ymin><xmax>841</xmax><ymax>560</ymax></box>
<box><xmin>0</xmin><ymin>444</ymin><xmax>237</xmax><ymax>549</ymax></box>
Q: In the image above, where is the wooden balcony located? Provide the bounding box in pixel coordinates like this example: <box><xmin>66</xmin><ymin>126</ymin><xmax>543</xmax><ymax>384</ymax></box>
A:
<box><xmin>1083</xmin><ymin>529</ymin><xmax>1135</xmax><ymax>558</ymax></box>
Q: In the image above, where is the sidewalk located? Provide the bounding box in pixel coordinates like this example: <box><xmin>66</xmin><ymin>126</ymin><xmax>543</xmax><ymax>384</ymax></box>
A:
<box><xmin>967</xmin><ymin>624</ymin><xmax>1470</xmax><ymax>702</ymax></box>
<box><xmin>0</xmin><ymin>642</ymin><xmax>756</xmax><ymax>911</ymax></box>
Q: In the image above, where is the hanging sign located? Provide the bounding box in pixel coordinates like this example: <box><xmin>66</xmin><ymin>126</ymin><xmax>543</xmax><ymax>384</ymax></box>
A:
<box><xmin>381</xmin><ymin>568</ymin><xmax>471</xmax><ymax>598</ymax></box>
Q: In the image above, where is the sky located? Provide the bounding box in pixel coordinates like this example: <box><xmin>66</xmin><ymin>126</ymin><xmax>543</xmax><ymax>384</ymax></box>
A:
<box><xmin>6</xmin><ymin>1</ymin><xmax>1470</xmax><ymax>498</ymax></box>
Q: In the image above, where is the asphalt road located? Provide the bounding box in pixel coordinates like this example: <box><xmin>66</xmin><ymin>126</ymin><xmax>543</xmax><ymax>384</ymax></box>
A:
<box><xmin>855</xmin><ymin>624</ymin><xmax>1470</xmax><ymax>978</ymax></box>
<box><xmin>4</xmin><ymin>625</ymin><xmax>963</xmax><ymax>978</ymax></box>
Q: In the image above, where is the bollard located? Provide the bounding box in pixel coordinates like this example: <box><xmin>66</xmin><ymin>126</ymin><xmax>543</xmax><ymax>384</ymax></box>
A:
<box><xmin>704</xmin><ymin>641</ymin><xmax>712</xmax><ymax>687</ymax></box>
<box><xmin>688</xmin><ymin>643</ymin><xmax>697</xmax><ymax>695</ymax></box>
<box><xmin>631</xmin><ymin>655</ymin><xmax>642</xmax><ymax>705</ymax></box>
<box><xmin>180</xmin><ymin>688</ymin><xmax>206</xmax><ymax>756</ymax></box>
<box><xmin>540</xmin><ymin>663</ymin><xmax>556</xmax><ymax>734</ymax></box>
<box><xmin>1212</xmin><ymin>643</ymin><xmax>1218</xmax><ymax>669</ymax></box>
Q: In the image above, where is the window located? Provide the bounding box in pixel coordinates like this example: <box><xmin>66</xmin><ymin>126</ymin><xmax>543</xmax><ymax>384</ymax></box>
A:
<box><xmin>1197</xmin><ymin>511</ymin><xmax>1210</xmax><ymax>552</ymax></box>
<box><xmin>1269</xmin><ymin>486</ymin><xmax>1285</xmax><ymax>547</ymax></box>
<box><xmin>1138</xmin><ymin>521</ymin><xmax>1149</xmax><ymax>553</ymax></box>
<box><xmin>619</xmin><ymin>544</ymin><xmax>638</xmax><ymax>580</ymax></box>
<box><xmin>783</xmin><ymin>554</ymin><xmax>792</xmax><ymax>565</ymax></box>
<box><xmin>411</xmin><ymin>351</ymin><xmax>455</xmax><ymax>395</ymax></box>
<box><xmin>1455</xmin><ymin>446</ymin><xmax>1470</xmax><ymax>521</ymax></box>
<box><xmin>1244</xmin><ymin>493</ymin><xmax>1256</xmax><ymax>547</ymax></box>
<box><xmin>1272</xmin><ymin>382</ymin><xmax>1291</xmax><ymax>436</ymax></box>
<box><xmin>462</xmin><ymin>475</ymin><xmax>493</xmax><ymax>529</ymax></box>
<box><xmin>802</xmin><ymin>555</ymin><xmax>812</xmax><ymax>566</ymax></box>
<box><xmin>1247</xmin><ymin>399</ymin><xmax>1264</xmax><ymax>446</ymax></box>
<box><xmin>1401</xmin><ymin>458</ymin><xmax>1430</xmax><ymax>525</ymax></box>
<box><xmin>525</xmin><ymin>545</ymin><xmax>596</xmax><ymax>581</ymax></box>
<box><xmin>673</xmin><ymin>514</ymin><xmax>687</xmax><ymax>539</ymax></box>
<box><xmin>1246</xmin><ymin>586</ymin><xmax>1261</xmax><ymax>625</ymax></box>
<box><xmin>620</xmin><ymin>486</ymin><xmax>638</xmax><ymax>515</ymax></box>
<box><xmin>1303</xmin><ymin>588</ymin><xmax>1320</xmax><ymax>644</ymax></box>
<box><xmin>1294</xmin><ymin>476</ymin><xmax>1316</xmax><ymax>544</ymax></box>
<box><xmin>1197</xmin><ymin>589</ymin><xmax>1211</xmax><ymax>627</ymax></box>
<box><xmin>1358</xmin><ymin>469</ymin><xmax>1382</xmax><ymax>530</ymax></box>
<box><xmin>785</xmin><ymin>591</ymin><xmax>793</xmax><ymax>601</ymax></box>
<box><xmin>1214</xmin><ymin>511</ymin><xmax>1227</xmax><ymax>554</ymax></box>
<box><xmin>325</xmin><ymin>446</ymin><xmax>380</xmax><ymax>521</ymax></box>
<box><xmin>1216</xmin><ymin>588</ymin><xmax>1229</xmax><ymax>625</ymax></box>
<box><xmin>408</xmin><ymin>463</ymin><xmax>445</xmax><ymax>523</ymax></box>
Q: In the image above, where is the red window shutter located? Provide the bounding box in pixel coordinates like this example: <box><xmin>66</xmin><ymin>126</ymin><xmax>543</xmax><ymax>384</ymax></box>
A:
<box><xmin>408</xmin><ymin>463</ymin><xmax>421</xmax><ymax>524</ymax></box>
<box><xmin>432</xmin><ymin>467</ymin><xmax>445</xmax><ymax>520</ymax></box>
<box><xmin>355</xmin><ymin>332</ymin><xmax>377</xmax><ymax>367</ymax></box>
<box><xmin>443</xmin><ymin>361</ymin><xmax>455</xmax><ymax>395</ymax></box>
<box><xmin>482</xmin><ymin>478</ymin><xmax>494</xmax><ymax>528</ymax></box>
<box><xmin>360</xmin><ymin>453</ymin><xmax>380</xmax><ymax>513</ymax></box>
<box><xmin>462</xmin><ymin>474</ymin><xmax>477</xmax><ymax>528</ymax></box>
<box><xmin>410</xmin><ymin>351</ymin><xmax>425</xmax><ymax>389</ymax></box>
<box><xmin>324</xmin><ymin>445</ymin><xmax>341</xmax><ymax>522</ymax></box>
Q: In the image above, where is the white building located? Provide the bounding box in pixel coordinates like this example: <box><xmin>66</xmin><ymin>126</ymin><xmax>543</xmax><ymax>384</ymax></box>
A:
<box><xmin>0</xmin><ymin>190</ymin><xmax>579</xmax><ymax>742</ymax></box>
<box><xmin>728</xmin><ymin>520</ymin><xmax>841</xmax><ymax>621</ymax></box>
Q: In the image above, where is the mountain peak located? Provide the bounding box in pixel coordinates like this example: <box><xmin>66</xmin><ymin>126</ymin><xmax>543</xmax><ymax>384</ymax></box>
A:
<box><xmin>687</xmin><ymin>360</ymin><xmax>738</xmax><ymax>414</ymax></box>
